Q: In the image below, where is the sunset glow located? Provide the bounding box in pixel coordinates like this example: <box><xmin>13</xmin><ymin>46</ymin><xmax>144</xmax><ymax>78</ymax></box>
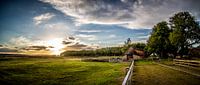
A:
<box><xmin>46</xmin><ymin>38</ymin><xmax>65</xmax><ymax>55</ymax></box>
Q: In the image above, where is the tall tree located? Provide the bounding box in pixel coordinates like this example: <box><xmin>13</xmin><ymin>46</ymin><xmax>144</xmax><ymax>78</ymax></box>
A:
<box><xmin>124</xmin><ymin>38</ymin><xmax>131</xmax><ymax>45</ymax></box>
<box><xmin>122</xmin><ymin>38</ymin><xmax>132</xmax><ymax>53</ymax></box>
<box><xmin>169</xmin><ymin>12</ymin><xmax>200</xmax><ymax>57</ymax></box>
<box><xmin>145</xmin><ymin>21</ymin><xmax>171</xmax><ymax>58</ymax></box>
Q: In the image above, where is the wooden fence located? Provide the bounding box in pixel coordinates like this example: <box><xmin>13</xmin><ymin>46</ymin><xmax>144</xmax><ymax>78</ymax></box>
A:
<box><xmin>173</xmin><ymin>59</ymin><xmax>200</xmax><ymax>69</ymax></box>
<box><xmin>122</xmin><ymin>60</ymin><xmax>134</xmax><ymax>85</ymax></box>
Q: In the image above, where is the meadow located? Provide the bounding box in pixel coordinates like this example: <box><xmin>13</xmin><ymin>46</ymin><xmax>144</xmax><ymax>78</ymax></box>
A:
<box><xmin>0</xmin><ymin>57</ymin><xmax>129</xmax><ymax>85</ymax></box>
<box><xmin>133</xmin><ymin>60</ymin><xmax>200</xmax><ymax>85</ymax></box>
<box><xmin>1</xmin><ymin>56</ymin><xmax>200</xmax><ymax>85</ymax></box>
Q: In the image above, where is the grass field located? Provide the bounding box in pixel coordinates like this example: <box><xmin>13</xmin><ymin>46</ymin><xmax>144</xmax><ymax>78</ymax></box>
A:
<box><xmin>0</xmin><ymin>57</ymin><xmax>129</xmax><ymax>85</ymax></box>
<box><xmin>159</xmin><ymin>59</ymin><xmax>200</xmax><ymax>75</ymax></box>
<box><xmin>133</xmin><ymin>60</ymin><xmax>200</xmax><ymax>85</ymax></box>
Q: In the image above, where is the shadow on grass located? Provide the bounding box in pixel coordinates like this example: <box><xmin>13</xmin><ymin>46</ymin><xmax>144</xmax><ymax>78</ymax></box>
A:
<box><xmin>133</xmin><ymin>60</ymin><xmax>200</xmax><ymax>85</ymax></box>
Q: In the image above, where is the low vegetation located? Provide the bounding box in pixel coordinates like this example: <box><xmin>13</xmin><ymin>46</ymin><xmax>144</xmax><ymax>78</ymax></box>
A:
<box><xmin>0</xmin><ymin>57</ymin><xmax>129</xmax><ymax>85</ymax></box>
<box><xmin>61</xmin><ymin>43</ymin><xmax>146</xmax><ymax>57</ymax></box>
<box><xmin>133</xmin><ymin>60</ymin><xmax>200</xmax><ymax>85</ymax></box>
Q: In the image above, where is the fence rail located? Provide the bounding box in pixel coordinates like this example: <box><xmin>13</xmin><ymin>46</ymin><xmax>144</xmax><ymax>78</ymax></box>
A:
<box><xmin>173</xmin><ymin>59</ymin><xmax>200</xmax><ymax>69</ymax></box>
<box><xmin>122</xmin><ymin>60</ymin><xmax>134</xmax><ymax>85</ymax></box>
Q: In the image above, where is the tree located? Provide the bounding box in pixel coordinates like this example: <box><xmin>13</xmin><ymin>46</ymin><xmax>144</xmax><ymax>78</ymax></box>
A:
<box><xmin>132</xmin><ymin>43</ymin><xmax>146</xmax><ymax>50</ymax></box>
<box><xmin>124</xmin><ymin>38</ymin><xmax>131</xmax><ymax>45</ymax></box>
<box><xmin>145</xmin><ymin>21</ymin><xmax>171</xmax><ymax>58</ymax></box>
<box><xmin>121</xmin><ymin>38</ymin><xmax>132</xmax><ymax>53</ymax></box>
<box><xmin>169</xmin><ymin>12</ymin><xmax>200</xmax><ymax>57</ymax></box>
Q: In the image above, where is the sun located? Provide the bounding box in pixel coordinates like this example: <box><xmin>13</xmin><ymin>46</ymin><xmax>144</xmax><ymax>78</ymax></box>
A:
<box><xmin>46</xmin><ymin>38</ymin><xmax>64</xmax><ymax>55</ymax></box>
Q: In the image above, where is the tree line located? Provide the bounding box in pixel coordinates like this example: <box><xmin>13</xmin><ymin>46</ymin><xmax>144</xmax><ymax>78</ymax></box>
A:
<box><xmin>60</xmin><ymin>43</ymin><xmax>146</xmax><ymax>57</ymax></box>
<box><xmin>145</xmin><ymin>12</ymin><xmax>200</xmax><ymax>58</ymax></box>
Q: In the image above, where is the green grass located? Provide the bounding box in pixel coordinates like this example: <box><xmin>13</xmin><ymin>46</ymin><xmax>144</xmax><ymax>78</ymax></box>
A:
<box><xmin>133</xmin><ymin>60</ymin><xmax>200</xmax><ymax>85</ymax></box>
<box><xmin>0</xmin><ymin>57</ymin><xmax>129</xmax><ymax>85</ymax></box>
<box><xmin>159</xmin><ymin>59</ymin><xmax>200</xmax><ymax>77</ymax></box>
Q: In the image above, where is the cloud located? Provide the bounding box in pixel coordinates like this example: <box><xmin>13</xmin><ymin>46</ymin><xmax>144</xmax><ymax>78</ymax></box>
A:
<box><xmin>60</xmin><ymin>36</ymin><xmax>99</xmax><ymax>51</ymax></box>
<box><xmin>78</xmin><ymin>30</ymin><xmax>102</xmax><ymax>33</ymax></box>
<box><xmin>40</xmin><ymin>0</ymin><xmax>200</xmax><ymax>29</ymax></box>
<box><xmin>21</xmin><ymin>45</ymin><xmax>50</xmax><ymax>51</ymax></box>
<box><xmin>9</xmin><ymin>36</ymin><xmax>32</xmax><ymax>47</ymax></box>
<box><xmin>0</xmin><ymin>44</ymin><xmax>19</xmax><ymax>53</ymax></box>
<box><xmin>62</xmin><ymin>36</ymin><xmax>79</xmax><ymax>45</ymax></box>
<box><xmin>62</xmin><ymin>41</ymin><xmax>73</xmax><ymax>45</ymax></box>
<box><xmin>108</xmin><ymin>34</ymin><xmax>116</xmax><ymax>38</ymax></box>
<box><xmin>62</xmin><ymin>36</ymin><xmax>97</xmax><ymax>50</ymax></box>
<box><xmin>7</xmin><ymin>36</ymin><xmax>59</xmax><ymax>54</ymax></box>
<box><xmin>68</xmin><ymin>36</ymin><xmax>75</xmax><ymax>40</ymax></box>
<box><xmin>33</xmin><ymin>13</ymin><xmax>55</xmax><ymax>25</ymax></box>
<box><xmin>63</xmin><ymin>42</ymin><xmax>98</xmax><ymax>51</ymax></box>
<box><xmin>76</xmin><ymin>34</ymin><xmax>97</xmax><ymax>40</ymax></box>
<box><xmin>43</xmin><ymin>23</ymin><xmax>68</xmax><ymax>29</ymax></box>
<box><xmin>0</xmin><ymin>47</ymin><xmax>18</xmax><ymax>52</ymax></box>
<box><xmin>5</xmin><ymin>35</ymin><xmax>99</xmax><ymax>53</ymax></box>
<box><xmin>63</xmin><ymin>43</ymin><xmax>86</xmax><ymax>51</ymax></box>
<box><xmin>136</xmin><ymin>34</ymin><xmax>150</xmax><ymax>39</ymax></box>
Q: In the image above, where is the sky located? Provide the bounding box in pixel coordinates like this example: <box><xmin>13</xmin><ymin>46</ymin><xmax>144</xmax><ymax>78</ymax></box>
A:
<box><xmin>0</xmin><ymin>0</ymin><xmax>200</xmax><ymax>55</ymax></box>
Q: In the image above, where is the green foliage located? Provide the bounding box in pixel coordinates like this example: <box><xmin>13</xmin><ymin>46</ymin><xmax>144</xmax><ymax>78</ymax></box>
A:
<box><xmin>61</xmin><ymin>42</ymin><xmax>146</xmax><ymax>57</ymax></box>
<box><xmin>132</xmin><ymin>43</ymin><xmax>146</xmax><ymax>50</ymax></box>
<box><xmin>146</xmin><ymin>11</ymin><xmax>200</xmax><ymax>58</ymax></box>
<box><xmin>0</xmin><ymin>57</ymin><xmax>128</xmax><ymax>85</ymax></box>
<box><xmin>61</xmin><ymin>47</ymin><xmax>124</xmax><ymax>57</ymax></box>
<box><xmin>169</xmin><ymin>12</ymin><xmax>200</xmax><ymax>56</ymax></box>
<box><xmin>145</xmin><ymin>21</ymin><xmax>171</xmax><ymax>58</ymax></box>
<box><xmin>123</xmin><ymin>42</ymin><xmax>146</xmax><ymax>51</ymax></box>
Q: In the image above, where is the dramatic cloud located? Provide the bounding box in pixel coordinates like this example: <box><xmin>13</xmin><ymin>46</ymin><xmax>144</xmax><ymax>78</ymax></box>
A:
<box><xmin>33</xmin><ymin>13</ymin><xmax>55</xmax><ymax>25</ymax></box>
<box><xmin>62</xmin><ymin>41</ymin><xmax>73</xmax><ymax>45</ymax></box>
<box><xmin>68</xmin><ymin>43</ymin><xmax>87</xmax><ymax>48</ymax></box>
<box><xmin>68</xmin><ymin>36</ymin><xmax>75</xmax><ymax>40</ymax></box>
<box><xmin>9</xmin><ymin>36</ymin><xmax>32</xmax><ymax>47</ymax></box>
<box><xmin>21</xmin><ymin>46</ymin><xmax>50</xmax><ymax>51</ymax></box>
<box><xmin>63</xmin><ymin>42</ymin><xmax>98</xmax><ymax>51</ymax></box>
<box><xmin>0</xmin><ymin>47</ymin><xmax>18</xmax><ymax>52</ymax></box>
<box><xmin>62</xmin><ymin>36</ymin><xmax>98</xmax><ymax>50</ymax></box>
<box><xmin>7</xmin><ymin>36</ymin><xmax>58</xmax><ymax>54</ymax></box>
<box><xmin>0</xmin><ymin>43</ymin><xmax>19</xmax><ymax>53</ymax></box>
<box><xmin>62</xmin><ymin>36</ymin><xmax>79</xmax><ymax>45</ymax></box>
<box><xmin>7</xmin><ymin>36</ymin><xmax>97</xmax><ymax>54</ymax></box>
<box><xmin>40</xmin><ymin>0</ymin><xmax>200</xmax><ymax>29</ymax></box>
